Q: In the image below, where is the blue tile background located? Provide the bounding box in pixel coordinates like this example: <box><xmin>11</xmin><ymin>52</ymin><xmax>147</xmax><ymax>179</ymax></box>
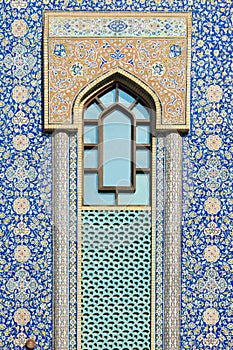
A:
<box><xmin>0</xmin><ymin>0</ymin><xmax>232</xmax><ymax>348</ymax></box>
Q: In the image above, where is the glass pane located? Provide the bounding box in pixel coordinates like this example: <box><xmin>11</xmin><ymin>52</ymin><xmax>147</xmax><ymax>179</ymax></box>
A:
<box><xmin>136</xmin><ymin>125</ymin><xmax>150</xmax><ymax>144</ymax></box>
<box><xmin>84</xmin><ymin>125</ymin><xmax>98</xmax><ymax>144</ymax></box>
<box><xmin>84</xmin><ymin>102</ymin><xmax>101</xmax><ymax>119</ymax></box>
<box><xmin>84</xmin><ymin>173</ymin><xmax>115</xmax><ymax>205</ymax></box>
<box><xmin>84</xmin><ymin>149</ymin><xmax>98</xmax><ymax>168</ymax></box>
<box><xmin>118</xmin><ymin>89</ymin><xmax>135</xmax><ymax>107</ymax></box>
<box><xmin>132</xmin><ymin>102</ymin><xmax>150</xmax><ymax>120</ymax></box>
<box><xmin>136</xmin><ymin>149</ymin><xmax>150</xmax><ymax>169</ymax></box>
<box><xmin>99</xmin><ymin>89</ymin><xmax>116</xmax><ymax>107</ymax></box>
<box><xmin>118</xmin><ymin>174</ymin><xmax>150</xmax><ymax>205</ymax></box>
<box><xmin>103</xmin><ymin>110</ymin><xmax>132</xmax><ymax>187</ymax></box>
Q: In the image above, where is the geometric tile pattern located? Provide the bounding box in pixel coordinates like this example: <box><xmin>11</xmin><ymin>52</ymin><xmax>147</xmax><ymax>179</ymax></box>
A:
<box><xmin>81</xmin><ymin>210</ymin><xmax>151</xmax><ymax>350</ymax></box>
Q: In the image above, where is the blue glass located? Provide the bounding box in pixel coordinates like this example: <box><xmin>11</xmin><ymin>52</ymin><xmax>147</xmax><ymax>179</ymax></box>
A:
<box><xmin>84</xmin><ymin>149</ymin><xmax>98</xmax><ymax>168</ymax></box>
<box><xmin>84</xmin><ymin>102</ymin><xmax>101</xmax><ymax>119</ymax></box>
<box><xmin>84</xmin><ymin>125</ymin><xmax>98</xmax><ymax>144</ymax></box>
<box><xmin>84</xmin><ymin>173</ymin><xmax>115</xmax><ymax>205</ymax></box>
<box><xmin>118</xmin><ymin>174</ymin><xmax>150</xmax><ymax>205</ymax></box>
<box><xmin>136</xmin><ymin>149</ymin><xmax>150</xmax><ymax>168</ymax></box>
<box><xmin>99</xmin><ymin>89</ymin><xmax>116</xmax><ymax>107</ymax></box>
<box><xmin>118</xmin><ymin>89</ymin><xmax>135</xmax><ymax>107</ymax></box>
<box><xmin>132</xmin><ymin>102</ymin><xmax>150</xmax><ymax>120</ymax></box>
<box><xmin>103</xmin><ymin>111</ymin><xmax>132</xmax><ymax>187</ymax></box>
<box><xmin>136</xmin><ymin>125</ymin><xmax>150</xmax><ymax>144</ymax></box>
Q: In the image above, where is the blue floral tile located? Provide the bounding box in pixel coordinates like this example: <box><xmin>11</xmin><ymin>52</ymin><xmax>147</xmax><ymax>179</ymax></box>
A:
<box><xmin>0</xmin><ymin>0</ymin><xmax>232</xmax><ymax>348</ymax></box>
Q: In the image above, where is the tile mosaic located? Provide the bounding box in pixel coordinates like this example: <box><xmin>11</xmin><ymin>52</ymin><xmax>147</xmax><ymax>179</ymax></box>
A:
<box><xmin>0</xmin><ymin>0</ymin><xmax>232</xmax><ymax>349</ymax></box>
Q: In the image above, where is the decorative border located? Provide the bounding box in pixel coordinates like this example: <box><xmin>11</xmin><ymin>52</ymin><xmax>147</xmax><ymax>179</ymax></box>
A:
<box><xmin>164</xmin><ymin>132</ymin><xmax>182</xmax><ymax>350</ymax></box>
<box><xmin>52</xmin><ymin>132</ymin><xmax>70</xmax><ymax>349</ymax></box>
<box><xmin>154</xmin><ymin>135</ymin><xmax>165</xmax><ymax>350</ymax></box>
<box><xmin>69</xmin><ymin>133</ymin><xmax>78</xmax><ymax>349</ymax></box>
<box><xmin>47</xmin><ymin>12</ymin><xmax>188</xmax><ymax>38</ymax></box>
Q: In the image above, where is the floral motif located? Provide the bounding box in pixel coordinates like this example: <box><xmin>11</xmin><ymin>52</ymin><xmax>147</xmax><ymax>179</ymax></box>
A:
<box><xmin>48</xmin><ymin>36</ymin><xmax>187</xmax><ymax>125</ymax></box>
<box><xmin>12</xmin><ymin>86</ymin><xmax>29</xmax><ymax>103</ymax></box>
<box><xmin>204</xmin><ymin>222</ymin><xmax>221</xmax><ymax>238</ymax></box>
<box><xmin>206</xmin><ymin>110</ymin><xmax>222</xmax><ymax>125</ymax></box>
<box><xmin>70</xmin><ymin>62</ymin><xmax>83</xmax><ymax>76</ymax></box>
<box><xmin>14</xmin><ymin>332</ymin><xmax>27</xmax><ymax>347</ymax></box>
<box><xmin>203</xmin><ymin>308</ymin><xmax>220</xmax><ymax>326</ymax></box>
<box><xmin>14</xmin><ymin>221</ymin><xmax>30</xmax><ymax>237</ymax></box>
<box><xmin>11</xmin><ymin>20</ymin><xmax>28</xmax><ymax>37</ymax></box>
<box><xmin>12</xmin><ymin>110</ymin><xmax>29</xmax><ymax>126</ymax></box>
<box><xmin>4</xmin><ymin>44</ymin><xmax>36</xmax><ymax>78</ymax></box>
<box><xmin>13</xmin><ymin>197</ymin><xmax>30</xmax><ymax>214</ymax></box>
<box><xmin>206</xmin><ymin>135</ymin><xmax>222</xmax><ymax>151</ymax></box>
<box><xmin>13</xmin><ymin>135</ymin><xmax>29</xmax><ymax>151</ymax></box>
<box><xmin>10</xmin><ymin>0</ymin><xmax>27</xmax><ymax>9</ymax></box>
<box><xmin>6</xmin><ymin>269</ymin><xmax>37</xmax><ymax>302</ymax></box>
<box><xmin>14</xmin><ymin>308</ymin><xmax>31</xmax><ymax>326</ymax></box>
<box><xmin>54</xmin><ymin>44</ymin><xmax>67</xmax><ymax>57</ymax></box>
<box><xmin>203</xmin><ymin>332</ymin><xmax>220</xmax><ymax>348</ymax></box>
<box><xmin>110</xmin><ymin>49</ymin><xmax>125</xmax><ymax>60</ymax></box>
<box><xmin>204</xmin><ymin>245</ymin><xmax>220</xmax><ymax>263</ymax></box>
<box><xmin>198</xmin><ymin>157</ymin><xmax>228</xmax><ymax>191</ymax></box>
<box><xmin>14</xmin><ymin>245</ymin><xmax>31</xmax><ymax>263</ymax></box>
<box><xmin>168</xmin><ymin>44</ymin><xmax>181</xmax><ymax>58</ymax></box>
<box><xmin>197</xmin><ymin>268</ymin><xmax>226</xmax><ymax>302</ymax></box>
<box><xmin>206</xmin><ymin>85</ymin><xmax>223</xmax><ymax>103</ymax></box>
<box><xmin>204</xmin><ymin>197</ymin><xmax>221</xmax><ymax>215</ymax></box>
<box><xmin>48</xmin><ymin>16</ymin><xmax>187</xmax><ymax>37</ymax></box>
<box><xmin>108</xmin><ymin>19</ymin><xmax>128</xmax><ymax>33</ymax></box>
<box><xmin>152</xmin><ymin>62</ymin><xmax>165</xmax><ymax>76</ymax></box>
<box><xmin>6</xmin><ymin>157</ymin><xmax>37</xmax><ymax>191</ymax></box>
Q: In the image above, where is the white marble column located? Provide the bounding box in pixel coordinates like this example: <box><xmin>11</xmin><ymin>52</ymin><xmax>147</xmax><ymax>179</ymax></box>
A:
<box><xmin>164</xmin><ymin>132</ymin><xmax>182</xmax><ymax>350</ymax></box>
<box><xmin>53</xmin><ymin>131</ymin><xmax>70</xmax><ymax>350</ymax></box>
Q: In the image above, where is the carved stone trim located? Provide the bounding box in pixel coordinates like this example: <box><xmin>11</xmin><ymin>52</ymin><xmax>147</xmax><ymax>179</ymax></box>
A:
<box><xmin>53</xmin><ymin>132</ymin><xmax>70</xmax><ymax>350</ymax></box>
<box><xmin>164</xmin><ymin>132</ymin><xmax>182</xmax><ymax>350</ymax></box>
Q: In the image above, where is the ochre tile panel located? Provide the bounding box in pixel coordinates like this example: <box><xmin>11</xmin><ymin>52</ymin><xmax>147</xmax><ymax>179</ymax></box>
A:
<box><xmin>48</xmin><ymin>38</ymin><xmax>187</xmax><ymax>126</ymax></box>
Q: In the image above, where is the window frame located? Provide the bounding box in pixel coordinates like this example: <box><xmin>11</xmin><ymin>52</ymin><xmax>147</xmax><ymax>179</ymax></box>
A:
<box><xmin>82</xmin><ymin>82</ymin><xmax>153</xmax><ymax>207</ymax></box>
<box><xmin>98</xmin><ymin>103</ymin><xmax>136</xmax><ymax>193</ymax></box>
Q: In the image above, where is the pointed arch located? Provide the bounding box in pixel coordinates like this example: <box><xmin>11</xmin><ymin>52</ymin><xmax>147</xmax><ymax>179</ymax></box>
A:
<box><xmin>72</xmin><ymin>67</ymin><xmax>162</xmax><ymax>131</ymax></box>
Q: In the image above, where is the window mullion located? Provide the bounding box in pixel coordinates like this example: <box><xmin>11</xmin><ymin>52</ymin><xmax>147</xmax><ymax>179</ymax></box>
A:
<box><xmin>95</xmin><ymin>97</ymin><xmax>105</xmax><ymax>111</ymax></box>
<box><xmin>83</xmin><ymin>83</ymin><xmax>152</xmax><ymax>206</ymax></box>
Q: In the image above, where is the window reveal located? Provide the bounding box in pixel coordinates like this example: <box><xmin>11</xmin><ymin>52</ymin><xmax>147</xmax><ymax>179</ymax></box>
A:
<box><xmin>83</xmin><ymin>83</ymin><xmax>152</xmax><ymax>206</ymax></box>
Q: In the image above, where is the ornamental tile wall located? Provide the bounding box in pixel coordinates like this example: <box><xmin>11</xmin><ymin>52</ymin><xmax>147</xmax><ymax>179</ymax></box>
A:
<box><xmin>0</xmin><ymin>0</ymin><xmax>232</xmax><ymax>349</ymax></box>
<box><xmin>44</xmin><ymin>12</ymin><xmax>191</xmax><ymax>130</ymax></box>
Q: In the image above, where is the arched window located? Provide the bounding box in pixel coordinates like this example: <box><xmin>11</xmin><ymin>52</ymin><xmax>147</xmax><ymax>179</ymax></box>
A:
<box><xmin>52</xmin><ymin>74</ymin><xmax>182</xmax><ymax>350</ymax></box>
<box><xmin>83</xmin><ymin>83</ymin><xmax>152</xmax><ymax>206</ymax></box>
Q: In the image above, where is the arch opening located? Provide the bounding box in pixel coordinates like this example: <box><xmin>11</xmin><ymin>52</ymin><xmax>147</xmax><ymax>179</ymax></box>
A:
<box><xmin>72</xmin><ymin>67</ymin><xmax>162</xmax><ymax>132</ymax></box>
